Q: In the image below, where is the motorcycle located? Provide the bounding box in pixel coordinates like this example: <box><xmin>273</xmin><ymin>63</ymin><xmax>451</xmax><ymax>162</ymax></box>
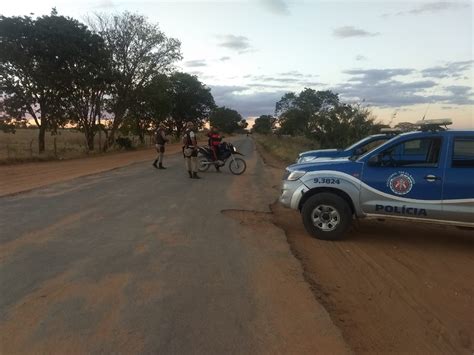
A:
<box><xmin>197</xmin><ymin>142</ymin><xmax>247</xmax><ymax>175</ymax></box>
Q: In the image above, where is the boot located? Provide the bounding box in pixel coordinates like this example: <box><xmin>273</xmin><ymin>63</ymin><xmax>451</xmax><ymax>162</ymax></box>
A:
<box><xmin>215</xmin><ymin>165</ymin><xmax>221</xmax><ymax>172</ymax></box>
<box><xmin>152</xmin><ymin>160</ymin><xmax>158</xmax><ymax>169</ymax></box>
<box><xmin>192</xmin><ymin>172</ymin><xmax>201</xmax><ymax>179</ymax></box>
<box><xmin>158</xmin><ymin>163</ymin><xmax>166</xmax><ymax>169</ymax></box>
<box><xmin>188</xmin><ymin>171</ymin><xmax>193</xmax><ymax>178</ymax></box>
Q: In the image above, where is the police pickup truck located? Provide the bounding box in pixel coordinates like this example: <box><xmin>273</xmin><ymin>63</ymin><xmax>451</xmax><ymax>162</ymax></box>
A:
<box><xmin>296</xmin><ymin>129</ymin><xmax>400</xmax><ymax>164</ymax></box>
<box><xmin>280</xmin><ymin>119</ymin><xmax>474</xmax><ymax>240</ymax></box>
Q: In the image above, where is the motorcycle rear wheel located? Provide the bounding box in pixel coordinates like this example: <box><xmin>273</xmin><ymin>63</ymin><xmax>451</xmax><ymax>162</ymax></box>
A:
<box><xmin>198</xmin><ymin>157</ymin><xmax>210</xmax><ymax>172</ymax></box>
<box><xmin>229</xmin><ymin>157</ymin><xmax>246</xmax><ymax>175</ymax></box>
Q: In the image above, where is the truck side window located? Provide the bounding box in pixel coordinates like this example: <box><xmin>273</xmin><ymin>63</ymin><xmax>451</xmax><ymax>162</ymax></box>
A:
<box><xmin>379</xmin><ymin>137</ymin><xmax>442</xmax><ymax>167</ymax></box>
<box><xmin>452</xmin><ymin>137</ymin><xmax>474</xmax><ymax>168</ymax></box>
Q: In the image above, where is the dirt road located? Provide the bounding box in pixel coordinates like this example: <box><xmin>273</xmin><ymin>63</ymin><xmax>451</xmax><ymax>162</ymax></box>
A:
<box><xmin>0</xmin><ymin>143</ymin><xmax>184</xmax><ymax>197</ymax></box>
<box><xmin>255</xmin><ymin>143</ymin><xmax>474</xmax><ymax>354</ymax></box>
<box><xmin>1</xmin><ymin>137</ymin><xmax>473</xmax><ymax>354</ymax></box>
<box><xmin>0</xmin><ymin>137</ymin><xmax>348</xmax><ymax>354</ymax></box>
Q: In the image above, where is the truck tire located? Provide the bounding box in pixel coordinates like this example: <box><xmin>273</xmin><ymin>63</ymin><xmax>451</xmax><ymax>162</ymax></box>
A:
<box><xmin>301</xmin><ymin>192</ymin><xmax>352</xmax><ymax>240</ymax></box>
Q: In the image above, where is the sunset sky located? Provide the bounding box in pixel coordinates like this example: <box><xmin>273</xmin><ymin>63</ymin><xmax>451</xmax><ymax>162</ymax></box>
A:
<box><xmin>2</xmin><ymin>0</ymin><xmax>473</xmax><ymax>128</ymax></box>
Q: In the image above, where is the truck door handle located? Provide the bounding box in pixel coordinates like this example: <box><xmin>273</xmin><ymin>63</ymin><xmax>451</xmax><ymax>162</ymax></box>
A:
<box><xmin>424</xmin><ymin>174</ymin><xmax>440</xmax><ymax>182</ymax></box>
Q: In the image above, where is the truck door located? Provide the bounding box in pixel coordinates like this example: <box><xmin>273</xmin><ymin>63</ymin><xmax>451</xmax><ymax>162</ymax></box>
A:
<box><xmin>442</xmin><ymin>136</ymin><xmax>474</xmax><ymax>223</ymax></box>
<box><xmin>360</xmin><ymin>136</ymin><xmax>445</xmax><ymax>220</ymax></box>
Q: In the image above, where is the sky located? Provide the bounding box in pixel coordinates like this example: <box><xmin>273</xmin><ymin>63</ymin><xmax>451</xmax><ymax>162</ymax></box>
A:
<box><xmin>2</xmin><ymin>0</ymin><xmax>473</xmax><ymax>128</ymax></box>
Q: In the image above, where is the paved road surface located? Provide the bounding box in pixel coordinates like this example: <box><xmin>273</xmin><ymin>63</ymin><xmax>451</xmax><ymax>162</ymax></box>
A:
<box><xmin>0</xmin><ymin>137</ymin><xmax>348</xmax><ymax>354</ymax></box>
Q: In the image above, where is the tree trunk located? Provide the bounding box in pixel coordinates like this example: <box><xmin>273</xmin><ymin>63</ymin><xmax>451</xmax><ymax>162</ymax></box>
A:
<box><xmin>86</xmin><ymin>132</ymin><xmax>95</xmax><ymax>151</ymax></box>
<box><xmin>138</xmin><ymin>131</ymin><xmax>145</xmax><ymax>144</ymax></box>
<box><xmin>104</xmin><ymin>114</ymin><xmax>123</xmax><ymax>152</ymax></box>
<box><xmin>39</xmin><ymin>125</ymin><xmax>46</xmax><ymax>153</ymax></box>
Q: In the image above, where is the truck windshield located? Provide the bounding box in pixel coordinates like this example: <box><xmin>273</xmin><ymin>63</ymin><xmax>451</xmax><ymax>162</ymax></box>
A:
<box><xmin>344</xmin><ymin>136</ymin><xmax>375</xmax><ymax>151</ymax></box>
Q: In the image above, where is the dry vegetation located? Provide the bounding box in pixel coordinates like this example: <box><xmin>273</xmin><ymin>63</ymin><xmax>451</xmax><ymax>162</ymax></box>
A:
<box><xmin>0</xmin><ymin>129</ymin><xmax>214</xmax><ymax>164</ymax></box>
<box><xmin>254</xmin><ymin>134</ymin><xmax>319</xmax><ymax>164</ymax></box>
<box><xmin>0</xmin><ymin>129</ymin><xmax>156</xmax><ymax>164</ymax></box>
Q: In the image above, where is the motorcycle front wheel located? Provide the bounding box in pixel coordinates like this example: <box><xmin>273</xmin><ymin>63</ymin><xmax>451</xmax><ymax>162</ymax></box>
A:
<box><xmin>198</xmin><ymin>157</ymin><xmax>210</xmax><ymax>172</ymax></box>
<box><xmin>229</xmin><ymin>157</ymin><xmax>246</xmax><ymax>175</ymax></box>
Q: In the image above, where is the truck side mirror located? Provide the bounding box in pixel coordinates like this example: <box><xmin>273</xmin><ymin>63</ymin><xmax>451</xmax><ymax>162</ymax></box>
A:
<box><xmin>354</xmin><ymin>148</ymin><xmax>364</xmax><ymax>156</ymax></box>
<box><xmin>368</xmin><ymin>154</ymin><xmax>381</xmax><ymax>167</ymax></box>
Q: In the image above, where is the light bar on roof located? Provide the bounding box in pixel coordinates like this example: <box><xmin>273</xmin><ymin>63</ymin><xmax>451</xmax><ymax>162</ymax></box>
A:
<box><xmin>380</xmin><ymin>128</ymin><xmax>402</xmax><ymax>133</ymax></box>
<box><xmin>415</xmin><ymin>118</ymin><xmax>453</xmax><ymax>126</ymax></box>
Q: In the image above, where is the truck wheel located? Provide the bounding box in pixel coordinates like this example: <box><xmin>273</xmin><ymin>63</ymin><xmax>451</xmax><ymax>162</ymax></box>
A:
<box><xmin>301</xmin><ymin>193</ymin><xmax>352</xmax><ymax>240</ymax></box>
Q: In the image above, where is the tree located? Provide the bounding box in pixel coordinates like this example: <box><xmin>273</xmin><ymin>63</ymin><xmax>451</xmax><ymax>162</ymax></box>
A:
<box><xmin>275</xmin><ymin>89</ymin><xmax>376</xmax><ymax>148</ymax></box>
<box><xmin>252</xmin><ymin>115</ymin><xmax>275</xmax><ymax>134</ymax></box>
<box><xmin>61</xmin><ymin>23</ymin><xmax>113</xmax><ymax>151</ymax></box>
<box><xmin>0</xmin><ymin>11</ymin><xmax>98</xmax><ymax>152</ymax></box>
<box><xmin>209</xmin><ymin>106</ymin><xmax>243</xmax><ymax>134</ymax></box>
<box><xmin>309</xmin><ymin>103</ymin><xmax>376</xmax><ymax>148</ymax></box>
<box><xmin>88</xmin><ymin>12</ymin><xmax>182</xmax><ymax>150</ymax></box>
<box><xmin>122</xmin><ymin>74</ymin><xmax>172</xmax><ymax>143</ymax></box>
<box><xmin>276</xmin><ymin>89</ymin><xmax>339</xmax><ymax>135</ymax></box>
<box><xmin>168</xmin><ymin>72</ymin><xmax>215</xmax><ymax>137</ymax></box>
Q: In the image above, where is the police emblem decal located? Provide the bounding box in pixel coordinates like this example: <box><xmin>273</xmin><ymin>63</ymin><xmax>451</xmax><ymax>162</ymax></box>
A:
<box><xmin>387</xmin><ymin>172</ymin><xmax>415</xmax><ymax>195</ymax></box>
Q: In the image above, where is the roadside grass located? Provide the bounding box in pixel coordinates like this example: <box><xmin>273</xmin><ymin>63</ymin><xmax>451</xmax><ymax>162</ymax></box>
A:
<box><xmin>0</xmin><ymin>129</ymin><xmax>155</xmax><ymax>164</ymax></box>
<box><xmin>254</xmin><ymin>134</ymin><xmax>319</xmax><ymax>164</ymax></box>
<box><xmin>0</xmin><ymin>129</ymin><xmax>214</xmax><ymax>164</ymax></box>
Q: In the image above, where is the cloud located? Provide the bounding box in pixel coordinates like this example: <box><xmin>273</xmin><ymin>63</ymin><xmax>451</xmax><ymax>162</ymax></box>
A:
<box><xmin>210</xmin><ymin>85</ymin><xmax>248</xmax><ymax>97</ymax></box>
<box><xmin>383</xmin><ymin>1</ymin><xmax>470</xmax><ymax>17</ymax></box>
<box><xmin>219</xmin><ymin>56</ymin><xmax>231</xmax><ymax>61</ymax></box>
<box><xmin>355</xmin><ymin>55</ymin><xmax>367</xmax><ymax>61</ymax></box>
<box><xmin>217</xmin><ymin>35</ymin><xmax>252</xmax><ymax>54</ymax></box>
<box><xmin>300</xmin><ymin>80</ymin><xmax>325</xmax><ymax>87</ymax></box>
<box><xmin>211</xmin><ymin>85</ymin><xmax>286</xmax><ymax>117</ymax></box>
<box><xmin>184</xmin><ymin>59</ymin><xmax>207</xmax><ymax>67</ymax></box>
<box><xmin>188</xmin><ymin>70</ymin><xmax>204</xmax><ymax>77</ymax></box>
<box><xmin>334</xmin><ymin>67</ymin><xmax>473</xmax><ymax>107</ymax></box>
<box><xmin>245</xmin><ymin>73</ymin><xmax>320</xmax><ymax>85</ymax></box>
<box><xmin>333</xmin><ymin>26</ymin><xmax>380</xmax><ymax>38</ymax></box>
<box><xmin>259</xmin><ymin>0</ymin><xmax>290</xmax><ymax>15</ymax></box>
<box><xmin>247</xmin><ymin>83</ymin><xmax>288</xmax><ymax>89</ymax></box>
<box><xmin>278</xmin><ymin>71</ymin><xmax>305</xmax><ymax>77</ymax></box>
<box><xmin>212</xmin><ymin>62</ymin><xmax>472</xmax><ymax>116</ymax></box>
<box><xmin>445</xmin><ymin>85</ymin><xmax>472</xmax><ymax>95</ymax></box>
<box><xmin>421</xmin><ymin>60</ymin><xmax>474</xmax><ymax>79</ymax></box>
<box><xmin>92</xmin><ymin>0</ymin><xmax>118</xmax><ymax>8</ymax></box>
<box><xmin>344</xmin><ymin>68</ymin><xmax>414</xmax><ymax>83</ymax></box>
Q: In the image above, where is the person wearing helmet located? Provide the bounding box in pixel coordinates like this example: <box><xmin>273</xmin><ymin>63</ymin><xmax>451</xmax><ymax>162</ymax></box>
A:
<box><xmin>153</xmin><ymin>123</ymin><xmax>169</xmax><ymax>169</ymax></box>
<box><xmin>182</xmin><ymin>121</ymin><xmax>201</xmax><ymax>179</ymax></box>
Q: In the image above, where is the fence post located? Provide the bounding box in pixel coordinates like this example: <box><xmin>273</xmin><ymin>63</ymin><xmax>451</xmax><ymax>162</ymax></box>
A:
<box><xmin>29</xmin><ymin>139</ymin><xmax>34</xmax><ymax>158</ymax></box>
<box><xmin>53</xmin><ymin>137</ymin><xmax>57</xmax><ymax>158</ymax></box>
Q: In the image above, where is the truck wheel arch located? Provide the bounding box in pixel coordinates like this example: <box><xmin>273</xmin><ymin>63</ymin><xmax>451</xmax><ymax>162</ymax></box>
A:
<box><xmin>299</xmin><ymin>187</ymin><xmax>355</xmax><ymax>215</ymax></box>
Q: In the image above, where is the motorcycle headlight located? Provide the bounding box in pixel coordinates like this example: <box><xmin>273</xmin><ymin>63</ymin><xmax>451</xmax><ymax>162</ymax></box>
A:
<box><xmin>287</xmin><ymin>170</ymin><xmax>306</xmax><ymax>181</ymax></box>
<box><xmin>233</xmin><ymin>146</ymin><xmax>236</xmax><ymax>152</ymax></box>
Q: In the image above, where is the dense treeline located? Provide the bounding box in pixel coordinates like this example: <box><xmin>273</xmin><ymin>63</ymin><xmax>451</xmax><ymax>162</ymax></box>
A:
<box><xmin>0</xmin><ymin>10</ymin><xmax>224</xmax><ymax>152</ymax></box>
<box><xmin>253</xmin><ymin>89</ymin><xmax>382</xmax><ymax>149</ymax></box>
<box><xmin>2</xmin><ymin>10</ymin><xmax>387</xmax><ymax>155</ymax></box>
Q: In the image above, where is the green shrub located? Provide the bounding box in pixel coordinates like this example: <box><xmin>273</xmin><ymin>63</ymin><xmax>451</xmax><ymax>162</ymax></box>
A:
<box><xmin>255</xmin><ymin>134</ymin><xmax>319</xmax><ymax>164</ymax></box>
<box><xmin>115</xmin><ymin>137</ymin><xmax>134</xmax><ymax>150</ymax></box>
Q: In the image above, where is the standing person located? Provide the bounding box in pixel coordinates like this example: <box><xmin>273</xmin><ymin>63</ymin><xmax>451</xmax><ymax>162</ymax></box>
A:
<box><xmin>207</xmin><ymin>126</ymin><xmax>222</xmax><ymax>171</ymax></box>
<box><xmin>153</xmin><ymin>123</ymin><xmax>169</xmax><ymax>169</ymax></box>
<box><xmin>182</xmin><ymin>121</ymin><xmax>201</xmax><ymax>179</ymax></box>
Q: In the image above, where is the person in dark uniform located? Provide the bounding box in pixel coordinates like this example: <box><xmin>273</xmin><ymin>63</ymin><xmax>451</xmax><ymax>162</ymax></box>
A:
<box><xmin>153</xmin><ymin>123</ymin><xmax>169</xmax><ymax>169</ymax></box>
